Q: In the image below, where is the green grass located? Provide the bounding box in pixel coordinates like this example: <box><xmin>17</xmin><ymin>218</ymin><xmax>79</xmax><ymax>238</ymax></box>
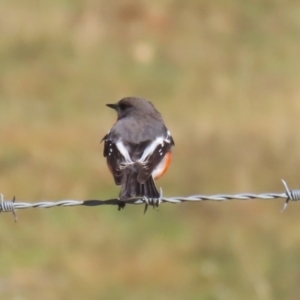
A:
<box><xmin>1</xmin><ymin>0</ymin><xmax>300</xmax><ymax>299</ymax></box>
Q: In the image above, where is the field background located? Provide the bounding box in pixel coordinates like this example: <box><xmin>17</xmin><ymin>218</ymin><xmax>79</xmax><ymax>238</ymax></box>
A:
<box><xmin>1</xmin><ymin>1</ymin><xmax>300</xmax><ymax>299</ymax></box>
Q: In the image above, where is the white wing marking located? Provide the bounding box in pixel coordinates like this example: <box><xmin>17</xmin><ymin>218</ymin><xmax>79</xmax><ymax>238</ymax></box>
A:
<box><xmin>116</xmin><ymin>141</ymin><xmax>134</xmax><ymax>168</ymax></box>
<box><xmin>138</xmin><ymin>134</ymin><xmax>171</xmax><ymax>165</ymax></box>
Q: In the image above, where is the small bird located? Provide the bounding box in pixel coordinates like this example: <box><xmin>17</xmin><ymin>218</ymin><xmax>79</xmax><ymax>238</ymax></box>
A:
<box><xmin>102</xmin><ymin>97</ymin><xmax>174</xmax><ymax>210</ymax></box>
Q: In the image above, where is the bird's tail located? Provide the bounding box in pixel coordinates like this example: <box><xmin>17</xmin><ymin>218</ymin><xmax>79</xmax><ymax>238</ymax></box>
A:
<box><xmin>119</xmin><ymin>164</ymin><xmax>160</xmax><ymax>204</ymax></box>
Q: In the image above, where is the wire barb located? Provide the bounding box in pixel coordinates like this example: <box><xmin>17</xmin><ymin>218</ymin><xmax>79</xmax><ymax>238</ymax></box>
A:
<box><xmin>0</xmin><ymin>194</ymin><xmax>17</xmax><ymax>222</ymax></box>
<box><xmin>143</xmin><ymin>187</ymin><xmax>163</xmax><ymax>214</ymax></box>
<box><xmin>1</xmin><ymin>179</ymin><xmax>300</xmax><ymax>221</ymax></box>
<box><xmin>281</xmin><ymin>180</ymin><xmax>300</xmax><ymax>212</ymax></box>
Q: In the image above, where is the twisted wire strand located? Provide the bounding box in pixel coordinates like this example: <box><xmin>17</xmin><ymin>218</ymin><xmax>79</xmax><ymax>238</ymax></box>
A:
<box><xmin>1</xmin><ymin>180</ymin><xmax>300</xmax><ymax>221</ymax></box>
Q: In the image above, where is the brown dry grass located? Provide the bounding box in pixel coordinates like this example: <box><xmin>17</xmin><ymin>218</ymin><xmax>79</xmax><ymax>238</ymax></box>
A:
<box><xmin>1</xmin><ymin>0</ymin><xmax>300</xmax><ymax>299</ymax></box>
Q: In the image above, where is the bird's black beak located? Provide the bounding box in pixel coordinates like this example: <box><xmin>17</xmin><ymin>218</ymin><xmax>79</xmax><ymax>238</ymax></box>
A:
<box><xmin>106</xmin><ymin>103</ymin><xmax>117</xmax><ymax>110</ymax></box>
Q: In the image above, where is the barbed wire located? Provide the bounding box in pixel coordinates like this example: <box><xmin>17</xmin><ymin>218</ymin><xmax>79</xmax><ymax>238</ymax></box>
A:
<box><xmin>1</xmin><ymin>180</ymin><xmax>300</xmax><ymax>222</ymax></box>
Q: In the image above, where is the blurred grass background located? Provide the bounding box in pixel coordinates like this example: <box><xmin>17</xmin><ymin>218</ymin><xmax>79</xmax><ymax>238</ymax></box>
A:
<box><xmin>1</xmin><ymin>0</ymin><xmax>300</xmax><ymax>299</ymax></box>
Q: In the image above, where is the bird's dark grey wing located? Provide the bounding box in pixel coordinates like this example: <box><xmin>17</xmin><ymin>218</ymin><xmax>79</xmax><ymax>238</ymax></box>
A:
<box><xmin>137</xmin><ymin>132</ymin><xmax>174</xmax><ymax>183</ymax></box>
<box><xmin>102</xmin><ymin>134</ymin><xmax>124</xmax><ymax>185</ymax></box>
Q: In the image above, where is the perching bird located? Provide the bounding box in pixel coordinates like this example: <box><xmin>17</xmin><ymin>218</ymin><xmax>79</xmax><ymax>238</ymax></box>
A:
<box><xmin>102</xmin><ymin>97</ymin><xmax>174</xmax><ymax>209</ymax></box>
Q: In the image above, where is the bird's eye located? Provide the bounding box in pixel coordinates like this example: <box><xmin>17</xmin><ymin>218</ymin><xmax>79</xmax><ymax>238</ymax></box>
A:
<box><xmin>119</xmin><ymin>103</ymin><xmax>129</xmax><ymax>110</ymax></box>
